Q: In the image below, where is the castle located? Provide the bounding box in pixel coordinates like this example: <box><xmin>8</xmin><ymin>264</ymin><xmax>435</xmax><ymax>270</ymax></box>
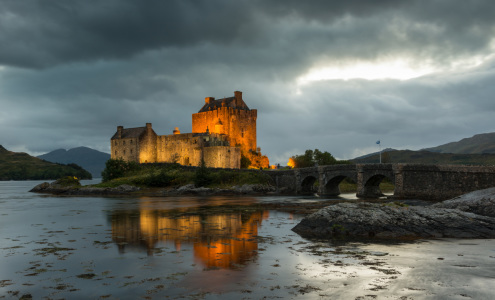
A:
<box><xmin>111</xmin><ymin>91</ymin><xmax>269</xmax><ymax>169</ymax></box>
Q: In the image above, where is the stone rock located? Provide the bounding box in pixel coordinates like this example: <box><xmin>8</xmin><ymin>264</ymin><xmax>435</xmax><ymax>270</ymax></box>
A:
<box><xmin>176</xmin><ymin>184</ymin><xmax>196</xmax><ymax>193</ymax></box>
<box><xmin>232</xmin><ymin>184</ymin><xmax>276</xmax><ymax>194</ymax></box>
<box><xmin>432</xmin><ymin>187</ymin><xmax>495</xmax><ymax>218</ymax></box>
<box><xmin>113</xmin><ymin>184</ymin><xmax>140</xmax><ymax>193</ymax></box>
<box><xmin>29</xmin><ymin>182</ymin><xmax>51</xmax><ymax>192</ymax></box>
<box><xmin>292</xmin><ymin>202</ymin><xmax>495</xmax><ymax>239</ymax></box>
<box><xmin>30</xmin><ymin>181</ymin><xmax>140</xmax><ymax>195</ymax></box>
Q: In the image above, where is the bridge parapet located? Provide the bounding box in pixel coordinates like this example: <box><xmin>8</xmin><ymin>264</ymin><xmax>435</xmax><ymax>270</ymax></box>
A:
<box><xmin>393</xmin><ymin>164</ymin><xmax>495</xmax><ymax>200</ymax></box>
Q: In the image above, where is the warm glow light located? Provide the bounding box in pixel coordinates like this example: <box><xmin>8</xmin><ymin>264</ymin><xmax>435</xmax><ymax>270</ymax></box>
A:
<box><xmin>287</xmin><ymin>158</ymin><xmax>295</xmax><ymax>168</ymax></box>
<box><xmin>298</xmin><ymin>59</ymin><xmax>433</xmax><ymax>83</ymax></box>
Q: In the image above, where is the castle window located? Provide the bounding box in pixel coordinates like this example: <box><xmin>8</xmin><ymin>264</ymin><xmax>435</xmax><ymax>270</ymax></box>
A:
<box><xmin>241</xmin><ymin>128</ymin><xmax>244</xmax><ymax>138</ymax></box>
<box><xmin>123</xmin><ymin>140</ymin><xmax>126</xmax><ymax>146</ymax></box>
<box><xmin>115</xmin><ymin>150</ymin><xmax>117</xmax><ymax>156</ymax></box>
<box><xmin>130</xmin><ymin>149</ymin><xmax>133</xmax><ymax>155</ymax></box>
<box><xmin>123</xmin><ymin>150</ymin><xmax>126</xmax><ymax>155</ymax></box>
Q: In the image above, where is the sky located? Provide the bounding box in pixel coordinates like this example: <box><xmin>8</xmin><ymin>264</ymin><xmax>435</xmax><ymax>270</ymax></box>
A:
<box><xmin>1</xmin><ymin>0</ymin><xmax>495</xmax><ymax>165</ymax></box>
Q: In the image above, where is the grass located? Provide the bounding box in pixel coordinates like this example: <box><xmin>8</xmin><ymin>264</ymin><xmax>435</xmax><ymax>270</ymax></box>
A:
<box><xmin>94</xmin><ymin>164</ymin><xmax>272</xmax><ymax>189</ymax></box>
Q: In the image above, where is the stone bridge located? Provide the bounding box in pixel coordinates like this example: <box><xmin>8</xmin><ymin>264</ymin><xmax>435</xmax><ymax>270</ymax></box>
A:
<box><xmin>264</xmin><ymin>164</ymin><xmax>495</xmax><ymax>200</ymax></box>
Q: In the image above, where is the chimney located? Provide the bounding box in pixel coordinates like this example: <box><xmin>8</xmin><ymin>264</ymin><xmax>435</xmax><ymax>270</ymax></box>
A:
<box><xmin>205</xmin><ymin>97</ymin><xmax>215</xmax><ymax>104</ymax></box>
<box><xmin>117</xmin><ymin>126</ymin><xmax>123</xmax><ymax>139</ymax></box>
<box><xmin>146</xmin><ymin>123</ymin><xmax>152</xmax><ymax>132</ymax></box>
<box><xmin>234</xmin><ymin>91</ymin><xmax>242</xmax><ymax>101</ymax></box>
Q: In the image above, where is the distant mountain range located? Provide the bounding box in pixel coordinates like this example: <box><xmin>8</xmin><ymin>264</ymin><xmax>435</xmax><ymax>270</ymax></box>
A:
<box><xmin>352</xmin><ymin>132</ymin><xmax>495</xmax><ymax>165</ymax></box>
<box><xmin>0</xmin><ymin>145</ymin><xmax>92</xmax><ymax>180</ymax></box>
<box><xmin>38</xmin><ymin>147</ymin><xmax>110</xmax><ymax>178</ymax></box>
<box><xmin>422</xmin><ymin>132</ymin><xmax>495</xmax><ymax>154</ymax></box>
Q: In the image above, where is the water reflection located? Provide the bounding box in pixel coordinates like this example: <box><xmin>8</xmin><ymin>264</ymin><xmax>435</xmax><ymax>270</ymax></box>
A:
<box><xmin>110</xmin><ymin>202</ymin><xmax>269</xmax><ymax>269</ymax></box>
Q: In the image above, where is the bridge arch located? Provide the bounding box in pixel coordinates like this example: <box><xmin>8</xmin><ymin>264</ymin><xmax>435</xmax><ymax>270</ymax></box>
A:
<box><xmin>321</xmin><ymin>173</ymin><xmax>358</xmax><ymax>196</ymax></box>
<box><xmin>318</xmin><ymin>165</ymin><xmax>358</xmax><ymax>196</ymax></box>
<box><xmin>301</xmin><ymin>175</ymin><xmax>318</xmax><ymax>194</ymax></box>
<box><xmin>357</xmin><ymin>164</ymin><xmax>395</xmax><ymax>198</ymax></box>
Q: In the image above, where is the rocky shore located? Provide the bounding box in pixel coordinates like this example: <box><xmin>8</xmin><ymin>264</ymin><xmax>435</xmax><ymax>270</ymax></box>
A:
<box><xmin>292</xmin><ymin>188</ymin><xmax>495</xmax><ymax>239</ymax></box>
<box><xmin>30</xmin><ymin>181</ymin><xmax>277</xmax><ymax>196</ymax></box>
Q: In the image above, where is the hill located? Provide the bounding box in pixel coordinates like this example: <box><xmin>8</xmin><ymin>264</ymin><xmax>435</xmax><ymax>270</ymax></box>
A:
<box><xmin>38</xmin><ymin>147</ymin><xmax>110</xmax><ymax>178</ymax></box>
<box><xmin>0</xmin><ymin>145</ymin><xmax>92</xmax><ymax>180</ymax></box>
<box><xmin>352</xmin><ymin>149</ymin><xmax>495</xmax><ymax>165</ymax></box>
<box><xmin>352</xmin><ymin>148</ymin><xmax>396</xmax><ymax>160</ymax></box>
<box><xmin>423</xmin><ymin>132</ymin><xmax>495</xmax><ymax>154</ymax></box>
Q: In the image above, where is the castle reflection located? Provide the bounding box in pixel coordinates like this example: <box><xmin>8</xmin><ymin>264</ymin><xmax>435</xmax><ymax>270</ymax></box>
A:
<box><xmin>110</xmin><ymin>202</ymin><xmax>269</xmax><ymax>269</ymax></box>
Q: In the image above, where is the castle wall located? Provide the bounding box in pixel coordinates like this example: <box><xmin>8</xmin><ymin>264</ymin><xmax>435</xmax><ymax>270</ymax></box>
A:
<box><xmin>157</xmin><ymin>133</ymin><xmax>202</xmax><ymax>166</ymax></box>
<box><xmin>156</xmin><ymin>133</ymin><xmax>240</xmax><ymax>169</ymax></box>
<box><xmin>203</xmin><ymin>146</ymin><xmax>241</xmax><ymax>169</ymax></box>
<box><xmin>111</xmin><ymin>138</ymin><xmax>140</xmax><ymax>162</ymax></box>
<box><xmin>139</xmin><ymin>124</ymin><xmax>158</xmax><ymax>163</ymax></box>
<box><xmin>192</xmin><ymin>107</ymin><xmax>257</xmax><ymax>153</ymax></box>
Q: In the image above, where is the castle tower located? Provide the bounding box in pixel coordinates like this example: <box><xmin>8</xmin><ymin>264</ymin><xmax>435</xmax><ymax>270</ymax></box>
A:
<box><xmin>192</xmin><ymin>91</ymin><xmax>257</xmax><ymax>154</ymax></box>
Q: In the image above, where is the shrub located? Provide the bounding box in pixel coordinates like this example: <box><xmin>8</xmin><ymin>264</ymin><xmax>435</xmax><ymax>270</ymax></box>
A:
<box><xmin>194</xmin><ymin>159</ymin><xmax>212</xmax><ymax>187</ymax></box>
<box><xmin>240</xmin><ymin>154</ymin><xmax>251</xmax><ymax>169</ymax></box>
<box><xmin>101</xmin><ymin>158</ymin><xmax>139</xmax><ymax>182</ymax></box>
<box><xmin>139</xmin><ymin>169</ymin><xmax>173</xmax><ymax>187</ymax></box>
<box><xmin>55</xmin><ymin>176</ymin><xmax>81</xmax><ymax>187</ymax></box>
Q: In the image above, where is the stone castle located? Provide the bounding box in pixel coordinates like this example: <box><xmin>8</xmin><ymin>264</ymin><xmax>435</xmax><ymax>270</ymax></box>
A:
<box><xmin>111</xmin><ymin>91</ymin><xmax>269</xmax><ymax>169</ymax></box>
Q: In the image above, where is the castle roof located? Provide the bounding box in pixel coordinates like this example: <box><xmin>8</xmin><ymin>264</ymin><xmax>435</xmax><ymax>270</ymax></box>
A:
<box><xmin>111</xmin><ymin>127</ymin><xmax>147</xmax><ymax>140</ymax></box>
<box><xmin>198</xmin><ymin>96</ymin><xmax>250</xmax><ymax>113</ymax></box>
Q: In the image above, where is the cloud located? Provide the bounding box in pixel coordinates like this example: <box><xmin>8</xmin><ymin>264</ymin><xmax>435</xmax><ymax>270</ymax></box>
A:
<box><xmin>1</xmin><ymin>1</ymin><xmax>495</xmax><ymax>165</ymax></box>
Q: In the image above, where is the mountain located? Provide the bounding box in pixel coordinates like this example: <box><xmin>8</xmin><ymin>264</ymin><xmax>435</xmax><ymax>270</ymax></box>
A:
<box><xmin>352</xmin><ymin>149</ymin><xmax>495</xmax><ymax>165</ymax></box>
<box><xmin>0</xmin><ymin>145</ymin><xmax>92</xmax><ymax>180</ymax></box>
<box><xmin>38</xmin><ymin>147</ymin><xmax>110</xmax><ymax>178</ymax></box>
<box><xmin>352</xmin><ymin>148</ymin><xmax>397</xmax><ymax>160</ymax></box>
<box><xmin>422</xmin><ymin>132</ymin><xmax>495</xmax><ymax>154</ymax></box>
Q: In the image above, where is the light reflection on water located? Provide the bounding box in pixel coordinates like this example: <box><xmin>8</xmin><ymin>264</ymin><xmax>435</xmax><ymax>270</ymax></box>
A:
<box><xmin>0</xmin><ymin>181</ymin><xmax>494</xmax><ymax>299</ymax></box>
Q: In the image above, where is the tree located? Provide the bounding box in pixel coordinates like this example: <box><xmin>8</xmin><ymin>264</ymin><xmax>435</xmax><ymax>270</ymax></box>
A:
<box><xmin>289</xmin><ymin>149</ymin><xmax>341</xmax><ymax>168</ymax></box>
<box><xmin>101</xmin><ymin>158</ymin><xmax>138</xmax><ymax>182</ymax></box>
<box><xmin>240</xmin><ymin>153</ymin><xmax>251</xmax><ymax>169</ymax></box>
<box><xmin>313</xmin><ymin>149</ymin><xmax>337</xmax><ymax>165</ymax></box>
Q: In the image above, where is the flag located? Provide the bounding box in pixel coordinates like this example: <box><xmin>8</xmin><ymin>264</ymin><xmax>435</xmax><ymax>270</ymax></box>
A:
<box><xmin>376</xmin><ymin>140</ymin><xmax>380</xmax><ymax>145</ymax></box>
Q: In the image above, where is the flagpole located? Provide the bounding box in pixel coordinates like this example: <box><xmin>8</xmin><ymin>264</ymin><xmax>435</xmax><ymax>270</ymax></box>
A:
<box><xmin>379</xmin><ymin>143</ymin><xmax>382</xmax><ymax>164</ymax></box>
<box><xmin>376</xmin><ymin>140</ymin><xmax>381</xmax><ymax>164</ymax></box>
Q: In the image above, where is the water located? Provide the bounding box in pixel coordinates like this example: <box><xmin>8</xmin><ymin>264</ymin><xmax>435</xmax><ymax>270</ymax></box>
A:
<box><xmin>1</xmin><ymin>181</ymin><xmax>494</xmax><ymax>299</ymax></box>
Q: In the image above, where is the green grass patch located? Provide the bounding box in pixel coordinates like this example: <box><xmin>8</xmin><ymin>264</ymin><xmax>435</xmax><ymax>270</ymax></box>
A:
<box><xmin>96</xmin><ymin>160</ymin><xmax>272</xmax><ymax>189</ymax></box>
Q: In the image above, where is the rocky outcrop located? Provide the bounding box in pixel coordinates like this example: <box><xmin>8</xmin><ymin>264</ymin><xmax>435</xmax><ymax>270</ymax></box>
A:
<box><xmin>30</xmin><ymin>182</ymin><xmax>140</xmax><ymax>195</ymax></box>
<box><xmin>170</xmin><ymin>184</ymin><xmax>276</xmax><ymax>195</ymax></box>
<box><xmin>292</xmin><ymin>202</ymin><xmax>495</xmax><ymax>239</ymax></box>
<box><xmin>30</xmin><ymin>181</ymin><xmax>275</xmax><ymax>196</ymax></box>
<box><xmin>432</xmin><ymin>187</ymin><xmax>495</xmax><ymax>218</ymax></box>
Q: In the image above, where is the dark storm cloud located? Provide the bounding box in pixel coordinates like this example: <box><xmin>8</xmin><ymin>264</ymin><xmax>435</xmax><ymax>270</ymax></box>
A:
<box><xmin>1</xmin><ymin>0</ymin><xmax>494</xmax><ymax>69</ymax></box>
<box><xmin>0</xmin><ymin>0</ymin><xmax>258</xmax><ymax>68</ymax></box>
<box><xmin>1</xmin><ymin>0</ymin><xmax>495</xmax><ymax>164</ymax></box>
